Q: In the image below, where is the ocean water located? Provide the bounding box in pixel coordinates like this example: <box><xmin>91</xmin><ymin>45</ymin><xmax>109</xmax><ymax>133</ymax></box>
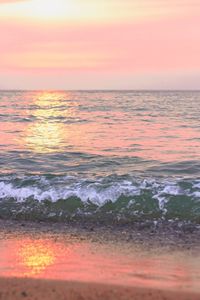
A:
<box><xmin>0</xmin><ymin>90</ymin><xmax>200</xmax><ymax>223</ymax></box>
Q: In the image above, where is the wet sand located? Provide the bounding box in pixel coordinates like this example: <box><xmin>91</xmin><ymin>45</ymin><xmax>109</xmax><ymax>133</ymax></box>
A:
<box><xmin>0</xmin><ymin>219</ymin><xmax>200</xmax><ymax>300</ymax></box>
<box><xmin>1</xmin><ymin>277</ymin><xmax>200</xmax><ymax>300</ymax></box>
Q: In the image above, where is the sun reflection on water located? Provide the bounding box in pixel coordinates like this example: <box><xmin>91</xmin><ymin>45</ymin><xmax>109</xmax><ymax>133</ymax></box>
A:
<box><xmin>26</xmin><ymin>122</ymin><xmax>64</xmax><ymax>153</ymax></box>
<box><xmin>25</xmin><ymin>91</ymin><xmax>71</xmax><ymax>153</ymax></box>
<box><xmin>16</xmin><ymin>90</ymin><xmax>200</xmax><ymax>161</ymax></box>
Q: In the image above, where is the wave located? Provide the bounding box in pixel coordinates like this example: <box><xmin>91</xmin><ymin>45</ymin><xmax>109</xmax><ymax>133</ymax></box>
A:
<box><xmin>0</xmin><ymin>174</ymin><xmax>200</xmax><ymax>223</ymax></box>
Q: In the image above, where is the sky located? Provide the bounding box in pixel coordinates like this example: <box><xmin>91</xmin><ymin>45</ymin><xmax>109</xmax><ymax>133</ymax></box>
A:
<box><xmin>0</xmin><ymin>0</ymin><xmax>200</xmax><ymax>90</ymax></box>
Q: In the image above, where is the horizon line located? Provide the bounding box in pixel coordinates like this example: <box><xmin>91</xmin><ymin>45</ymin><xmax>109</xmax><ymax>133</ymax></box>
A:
<box><xmin>1</xmin><ymin>89</ymin><xmax>200</xmax><ymax>92</ymax></box>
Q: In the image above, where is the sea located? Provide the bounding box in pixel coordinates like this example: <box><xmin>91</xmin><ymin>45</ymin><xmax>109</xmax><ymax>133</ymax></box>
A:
<box><xmin>0</xmin><ymin>90</ymin><xmax>200</xmax><ymax>224</ymax></box>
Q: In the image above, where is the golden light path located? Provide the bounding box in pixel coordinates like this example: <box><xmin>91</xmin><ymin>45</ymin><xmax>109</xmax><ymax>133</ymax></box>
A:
<box><xmin>25</xmin><ymin>91</ymin><xmax>70</xmax><ymax>153</ymax></box>
<box><xmin>26</xmin><ymin>122</ymin><xmax>64</xmax><ymax>153</ymax></box>
<box><xmin>23</xmin><ymin>91</ymin><xmax>93</xmax><ymax>155</ymax></box>
<box><xmin>22</xmin><ymin>90</ymin><xmax>200</xmax><ymax>161</ymax></box>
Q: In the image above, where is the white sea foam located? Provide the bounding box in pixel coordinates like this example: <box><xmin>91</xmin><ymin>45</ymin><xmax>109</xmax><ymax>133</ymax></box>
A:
<box><xmin>0</xmin><ymin>177</ymin><xmax>199</xmax><ymax>209</ymax></box>
<box><xmin>0</xmin><ymin>178</ymin><xmax>141</xmax><ymax>205</ymax></box>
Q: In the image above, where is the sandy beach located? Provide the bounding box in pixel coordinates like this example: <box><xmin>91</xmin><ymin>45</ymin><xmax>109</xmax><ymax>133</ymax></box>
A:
<box><xmin>0</xmin><ymin>220</ymin><xmax>200</xmax><ymax>300</ymax></box>
<box><xmin>1</xmin><ymin>276</ymin><xmax>200</xmax><ymax>300</ymax></box>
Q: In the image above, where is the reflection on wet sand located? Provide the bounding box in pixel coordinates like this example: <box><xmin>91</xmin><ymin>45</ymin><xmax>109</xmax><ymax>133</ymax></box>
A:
<box><xmin>0</xmin><ymin>236</ymin><xmax>199</xmax><ymax>292</ymax></box>
<box><xmin>18</xmin><ymin>239</ymin><xmax>55</xmax><ymax>276</ymax></box>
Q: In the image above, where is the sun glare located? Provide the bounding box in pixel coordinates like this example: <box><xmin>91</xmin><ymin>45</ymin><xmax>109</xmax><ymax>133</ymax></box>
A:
<box><xmin>29</xmin><ymin>0</ymin><xmax>72</xmax><ymax>19</ymax></box>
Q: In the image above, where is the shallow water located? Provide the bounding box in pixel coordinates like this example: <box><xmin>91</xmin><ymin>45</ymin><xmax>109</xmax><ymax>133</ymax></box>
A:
<box><xmin>0</xmin><ymin>234</ymin><xmax>200</xmax><ymax>293</ymax></box>
<box><xmin>0</xmin><ymin>90</ymin><xmax>200</xmax><ymax>222</ymax></box>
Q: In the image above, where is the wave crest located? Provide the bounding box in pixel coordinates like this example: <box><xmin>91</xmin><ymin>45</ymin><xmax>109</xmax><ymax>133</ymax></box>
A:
<box><xmin>0</xmin><ymin>175</ymin><xmax>200</xmax><ymax>222</ymax></box>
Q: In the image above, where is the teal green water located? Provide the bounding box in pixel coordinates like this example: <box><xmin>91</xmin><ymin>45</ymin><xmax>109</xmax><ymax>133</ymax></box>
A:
<box><xmin>0</xmin><ymin>90</ymin><xmax>200</xmax><ymax>222</ymax></box>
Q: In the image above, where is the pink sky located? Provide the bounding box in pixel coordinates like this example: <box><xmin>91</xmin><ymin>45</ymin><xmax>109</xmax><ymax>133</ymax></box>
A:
<box><xmin>0</xmin><ymin>0</ymin><xmax>200</xmax><ymax>89</ymax></box>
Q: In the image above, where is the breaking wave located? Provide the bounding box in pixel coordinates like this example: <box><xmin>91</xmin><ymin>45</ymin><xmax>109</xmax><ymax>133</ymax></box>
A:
<box><xmin>0</xmin><ymin>174</ymin><xmax>200</xmax><ymax>223</ymax></box>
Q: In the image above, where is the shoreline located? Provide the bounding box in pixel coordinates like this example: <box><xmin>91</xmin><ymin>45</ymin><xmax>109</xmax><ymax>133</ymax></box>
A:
<box><xmin>1</xmin><ymin>218</ymin><xmax>200</xmax><ymax>250</ymax></box>
<box><xmin>1</xmin><ymin>219</ymin><xmax>200</xmax><ymax>299</ymax></box>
